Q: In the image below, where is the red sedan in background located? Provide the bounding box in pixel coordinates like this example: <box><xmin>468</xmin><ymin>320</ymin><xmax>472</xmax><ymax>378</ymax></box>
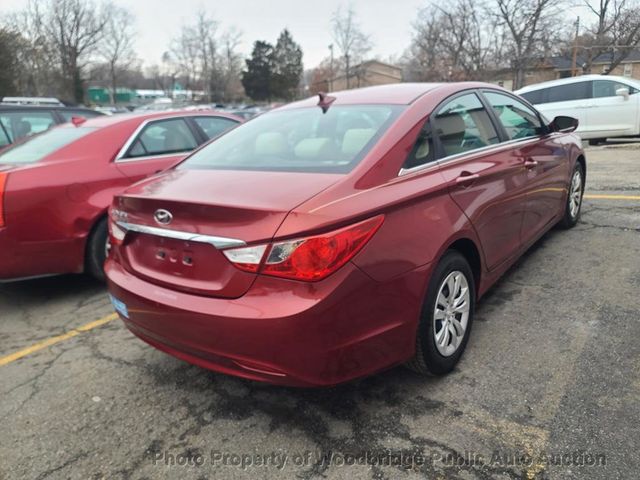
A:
<box><xmin>0</xmin><ymin>110</ymin><xmax>240</xmax><ymax>282</ymax></box>
<box><xmin>106</xmin><ymin>83</ymin><xmax>585</xmax><ymax>386</ymax></box>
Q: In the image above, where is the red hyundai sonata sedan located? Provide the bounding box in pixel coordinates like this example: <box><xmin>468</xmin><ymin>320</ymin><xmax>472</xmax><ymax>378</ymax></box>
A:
<box><xmin>0</xmin><ymin>110</ymin><xmax>240</xmax><ymax>282</ymax></box>
<box><xmin>105</xmin><ymin>83</ymin><xmax>585</xmax><ymax>386</ymax></box>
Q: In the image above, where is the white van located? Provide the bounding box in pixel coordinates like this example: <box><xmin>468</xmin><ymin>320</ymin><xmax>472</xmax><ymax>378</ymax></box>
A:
<box><xmin>515</xmin><ymin>75</ymin><xmax>640</xmax><ymax>145</ymax></box>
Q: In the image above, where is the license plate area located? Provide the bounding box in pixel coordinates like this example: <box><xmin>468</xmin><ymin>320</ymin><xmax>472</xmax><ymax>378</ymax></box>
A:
<box><xmin>109</xmin><ymin>294</ymin><xmax>129</xmax><ymax>319</ymax></box>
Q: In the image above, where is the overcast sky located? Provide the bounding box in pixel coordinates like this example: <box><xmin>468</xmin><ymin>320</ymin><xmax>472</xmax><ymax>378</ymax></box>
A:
<box><xmin>0</xmin><ymin>0</ymin><xmax>426</xmax><ymax>69</ymax></box>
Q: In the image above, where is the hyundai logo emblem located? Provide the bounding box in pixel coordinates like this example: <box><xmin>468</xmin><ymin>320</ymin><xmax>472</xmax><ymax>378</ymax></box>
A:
<box><xmin>154</xmin><ymin>209</ymin><xmax>173</xmax><ymax>225</ymax></box>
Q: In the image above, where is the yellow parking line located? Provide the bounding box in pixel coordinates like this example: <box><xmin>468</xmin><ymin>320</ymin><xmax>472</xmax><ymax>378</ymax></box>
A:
<box><xmin>584</xmin><ymin>194</ymin><xmax>640</xmax><ymax>200</ymax></box>
<box><xmin>0</xmin><ymin>313</ymin><xmax>118</xmax><ymax>367</ymax></box>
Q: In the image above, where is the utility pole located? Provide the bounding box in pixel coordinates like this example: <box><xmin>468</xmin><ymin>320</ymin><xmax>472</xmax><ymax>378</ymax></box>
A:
<box><xmin>346</xmin><ymin>54</ymin><xmax>350</xmax><ymax>89</ymax></box>
<box><xmin>571</xmin><ymin>16</ymin><xmax>580</xmax><ymax>76</ymax></box>
<box><xmin>329</xmin><ymin>44</ymin><xmax>334</xmax><ymax>92</ymax></box>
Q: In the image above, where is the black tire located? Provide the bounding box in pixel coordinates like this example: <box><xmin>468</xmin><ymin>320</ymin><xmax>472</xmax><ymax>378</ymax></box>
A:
<box><xmin>406</xmin><ymin>250</ymin><xmax>476</xmax><ymax>376</ymax></box>
<box><xmin>558</xmin><ymin>162</ymin><xmax>584</xmax><ymax>229</ymax></box>
<box><xmin>85</xmin><ymin>217</ymin><xmax>108</xmax><ymax>282</ymax></box>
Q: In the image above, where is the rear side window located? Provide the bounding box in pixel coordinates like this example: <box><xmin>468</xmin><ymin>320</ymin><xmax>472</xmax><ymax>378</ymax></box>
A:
<box><xmin>179</xmin><ymin>105</ymin><xmax>402</xmax><ymax>173</ymax></box>
<box><xmin>0</xmin><ymin>111</ymin><xmax>56</xmax><ymax>142</ymax></box>
<box><xmin>403</xmin><ymin>123</ymin><xmax>435</xmax><ymax>170</ymax></box>
<box><xmin>125</xmin><ymin>118</ymin><xmax>198</xmax><ymax>158</ymax></box>
<box><xmin>523</xmin><ymin>82</ymin><xmax>591</xmax><ymax>105</ymax></box>
<box><xmin>0</xmin><ymin>127</ymin><xmax>96</xmax><ymax>164</ymax></box>
<box><xmin>193</xmin><ymin>116</ymin><xmax>238</xmax><ymax>140</ymax></box>
<box><xmin>483</xmin><ymin>91</ymin><xmax>543</xmax><ymax>140</ymax></box>
<box><xmin>433</xmin><ymin>93</ymin><xmax>499</xmax><ymax>159</ymax></box>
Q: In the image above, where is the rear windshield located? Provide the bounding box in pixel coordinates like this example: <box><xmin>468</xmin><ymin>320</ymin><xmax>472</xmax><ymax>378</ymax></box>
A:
<box><xmin>179</xmin><ymin>105</ymin><xmax>403</xmax><ymax>173</ymax></box>
<box><xmin>0</xmin><ymin>126</ymin><xmax>96</xmax><ymax>164</ymax></box>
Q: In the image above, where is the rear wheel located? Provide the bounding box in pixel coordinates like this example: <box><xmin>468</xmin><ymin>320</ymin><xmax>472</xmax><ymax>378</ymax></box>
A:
<box><xmin>85</xmin><ymin>217</ymin><xmax>108</xmax><ymax>282</ymax></box>
<box><xmin>406</xmin><ymin>251</ymin><xmax>476</xmax><ymax>376</ymax></box>
<box><xmin>558</xmin><ymin>163</ymin><xmax>584</xmax><ymax>229</ymax></box>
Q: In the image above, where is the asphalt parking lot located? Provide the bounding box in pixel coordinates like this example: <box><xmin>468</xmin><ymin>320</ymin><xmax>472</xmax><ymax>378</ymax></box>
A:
<box><xmin>1</xmin><ymin>144</ymin><xmax>638</xmax><ymax>480</ymax></box>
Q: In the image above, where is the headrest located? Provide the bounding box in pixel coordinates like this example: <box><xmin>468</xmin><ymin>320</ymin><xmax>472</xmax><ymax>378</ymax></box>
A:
<box><xmin>435</xmin><ymin>113</ymin><xmax>466</xmax><ymax>139</ymax></box>
<box><xmin>341</xmin><ymin>128</ymin><xmax>376</xmax><ymax>157</ymax></box>
<box><xmin>294</xmin><ymin>138</ymin><xmax>331</xmax><ymax>159</ymax></box>
<box><xmin>15</xmin><ymin>120</ymin><xmax>32</xmax><ymax>138</ymax></box>
<box><xmin>254</xmin><ymin>132</ymin><xmax>287</xmax><ymax>156</ymax></box>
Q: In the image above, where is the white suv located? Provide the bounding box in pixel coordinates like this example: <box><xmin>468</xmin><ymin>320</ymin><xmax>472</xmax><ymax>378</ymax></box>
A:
<box><xmin>515</xmin><ymin>75</ymin><xmax>640</xmax><ymax>145</ymax></box>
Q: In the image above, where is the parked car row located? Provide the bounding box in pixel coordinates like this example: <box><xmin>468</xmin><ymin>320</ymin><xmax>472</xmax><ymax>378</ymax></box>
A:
<box><xmin>515</xmin><ymin>74</ymin><xmax>640</xmax><ymax>144</ymax></box>
<box><xmin>0</xmin><ymin>104</ymin><xmax>104</xmax><ymax>149</ymax></box>
<box><xmin>0</xmin><ymin>83</ymin><xmax>586</xmax><ymax>387</ymax></box>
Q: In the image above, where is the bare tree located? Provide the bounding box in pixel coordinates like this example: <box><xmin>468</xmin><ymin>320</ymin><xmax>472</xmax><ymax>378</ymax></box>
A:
<box><xmin>404</xmin><ymin>8</ymin><xmax>446</xmax><ymax>81</ymax></box>
<box><xmin>405</xmin><ymin>0</ymin><xmax>507</xmax><ymax>82</ymax></box>
<box><xmin>169</xmin><ymin>10</ymin><xmax>218</xmax><ymax>100</ymax></box>
<box><xmin>439</xmin><ymin>0</ymin><xmax>507</xmax><ymax>78</ymax></box>
<box><xmin>6</xmin><ymin>0</ymin><xmax>58</xmax><ymax>97</ymax></box>
<box><xmin>494</xmin><ymin>0</ymin><xmax>566</xmax><ymax>89</ymax></box>
<box><xmin>331</xmin><ymin>5</ymin><xmax>372</xmax><ymax>88</ymax></box>
<box><xmin>101</xmin><ymin>4</ymin><xmax>136</xmax><ymax>104</ymax></box>
<box><xmin>582</xmin><ymin>0</ymin><xmax>640</xmax><ymax>73</ymax></box>
<box><xmin>44</xmin><ymin>0</ymin><xmax>110</xmax><ymax>103</ymax></box>
<box><xmin>215</xmin><ymin>28</ymin><xmax>244</xmax><ymax>102</ymax></box>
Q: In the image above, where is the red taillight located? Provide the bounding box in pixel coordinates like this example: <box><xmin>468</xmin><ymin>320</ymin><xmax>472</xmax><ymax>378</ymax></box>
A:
<box><xmin>0</xmin><ymin>172</ymin><xmax>7</xmax><ymax>228</ymax></box>
<box><xmin>222</xmin><ymin>215</ymin><xmax>384</xmax><ymax>281</ymax></box>
<box><xmin>107</xmin><ymin>207</ymin><xmax>127</xmax><ymax>247</ymax></box>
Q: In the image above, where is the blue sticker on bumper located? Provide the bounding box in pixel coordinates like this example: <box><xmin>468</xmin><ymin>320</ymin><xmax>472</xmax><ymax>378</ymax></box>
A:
<box><xmin>109</xmin><ymin>294</ymin><xmax>129</xmax><ymax>319</ymax></box>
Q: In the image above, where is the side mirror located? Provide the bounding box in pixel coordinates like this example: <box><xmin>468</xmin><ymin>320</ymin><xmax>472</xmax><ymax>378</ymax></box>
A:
<box><xmin>616</xmin><ymin>87</ymin><xmax>630</xmax><ymax>100</ymax></box>
<box><xmin>550</xmin><ymin>116</ymin><xmax>579</xmax><ymax>133</ymax></box>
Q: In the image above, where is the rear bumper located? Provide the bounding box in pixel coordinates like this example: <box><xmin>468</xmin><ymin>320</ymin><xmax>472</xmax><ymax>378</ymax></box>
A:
<box><xmin>105</xmin><ymin>258</ymin><xmax>431</xmax><ymax>387</ymax></box>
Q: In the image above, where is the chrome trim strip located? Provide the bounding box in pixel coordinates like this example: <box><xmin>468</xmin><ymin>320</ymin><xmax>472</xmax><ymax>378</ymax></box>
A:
<box><xmin>398</xmin><ymin>135</ymin><xmax>545</xmax><ymax>177</ymax></box>
<box><xmin>115</xmin><ymin>221</ymin><xmax>246</xmax><ymax>249</ymax></box>
<box><xmin>115</xmin><ymin>152</ymin><xmax>191</xmax><ymax>163</ymax></box>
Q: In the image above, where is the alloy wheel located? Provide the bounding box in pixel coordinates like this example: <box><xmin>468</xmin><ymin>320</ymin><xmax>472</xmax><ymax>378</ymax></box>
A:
<box><xmin>569</xmin><ymin>170</ymin><xmax>583</xmax><ymax>219</ymax></box>
<box><xmin>433</xmin><ymin>271</ymin><xmax>471</xmax><ymax>357</ymax></box>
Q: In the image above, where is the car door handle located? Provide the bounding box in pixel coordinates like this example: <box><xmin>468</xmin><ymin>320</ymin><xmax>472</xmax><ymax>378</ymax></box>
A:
<box><xmin>455</xmin><ymin>172</ymin><xmax>480</xmax><ymax>185</ymax></box>
<box><xmin>524</xmin><ymin>159</ymin><xmax>538</xmax><ymax>169</ymax></box>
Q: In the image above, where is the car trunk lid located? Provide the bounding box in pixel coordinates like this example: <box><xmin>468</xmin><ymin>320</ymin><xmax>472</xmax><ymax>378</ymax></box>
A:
<box><xmin>115</xmin><ymin>168</ymin><xmax>341</xmax><ymax>298</ymax></box>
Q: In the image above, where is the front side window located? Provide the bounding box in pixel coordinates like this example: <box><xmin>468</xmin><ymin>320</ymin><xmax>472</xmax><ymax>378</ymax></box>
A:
<box><xmin>193</xmin><ymin>116</ymin><xmax>238</xmax><ymax>140</ymax></box>
<box><xmin>433</xmin><ymin>93</ymin><xmax>499</xmax><ymax>159</ymax></box>
<box><xmin>0</xmin><ymin>111</ymin><xmax>56</xmax><ymax>142</ymax></box>
<box><xmin>592</xmin><ymin>80</ymin><xmax>638</xmax><ymax>98</ymax></box>
<box><xmin>179</xmin><ymin>105</ymin><xmax>402</xmax><ymax>173</ymax></box>
<box><xmin>0</xmin><ymin>126</ymin><xmax>96</xmax><ymax>164</ymax></box>
<box><xmin>125</xmin><ymin>118</ymin><xmax>198</xmax><ymax>158</ymax></box>
<box><xmin>484</xmin><ymin>91</ymin><xmax>543</xmax><ymax>140</ymax></box>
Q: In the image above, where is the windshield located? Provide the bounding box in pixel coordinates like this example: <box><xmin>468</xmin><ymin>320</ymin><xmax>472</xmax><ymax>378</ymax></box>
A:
<box><xmin>179</xmin><ymin>105</ymin><xmax>403</xmax><ymax>173</ymax></box>
<box><xmin>0</xmin><ymin>127</ymin><xmax>96</xmax><ymax>164</ymax></box>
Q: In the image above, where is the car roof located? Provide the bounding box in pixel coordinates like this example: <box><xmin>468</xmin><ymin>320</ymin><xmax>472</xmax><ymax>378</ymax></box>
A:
<box><xmin>277</xmin><ymin>82</ymin><xmax>507</xmax><ymax>110</ymax></box>
<box><xmin>76</xmin><ymin>109</ymin><xmax>241</xmax><ymax>129</ymax></box>
<box><xmin>0</xmin><ymin>104</ymin><xmax>97</xmax><ymax>112</ymax></box>
<box><xmin>515</xmin><ymin>74</ymin><xmax>640</xmax><ymax>93</ymax></box>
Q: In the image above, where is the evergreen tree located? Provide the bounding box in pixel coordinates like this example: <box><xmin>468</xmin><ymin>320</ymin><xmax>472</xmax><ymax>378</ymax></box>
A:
<box><xmin>270</xmin><ymin>29</ymin><xmax>303</xmax><ymax>100</ymax></box>
<box><xmin>241</xmin><ymin>40</ymin><xmax>274</xmax><ymax>102</ymax></box>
